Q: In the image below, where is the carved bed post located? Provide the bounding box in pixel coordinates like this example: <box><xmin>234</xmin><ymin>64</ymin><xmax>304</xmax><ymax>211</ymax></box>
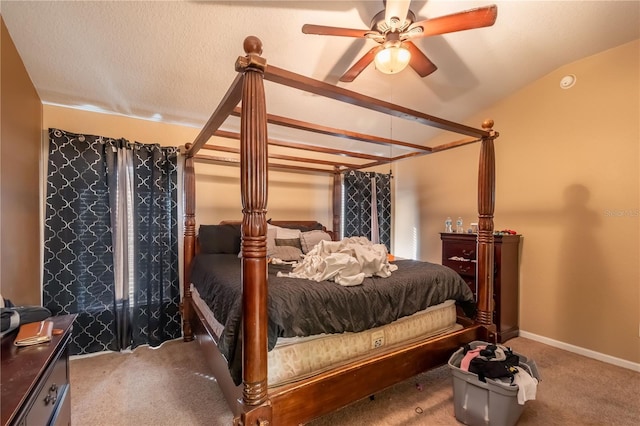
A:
<box><xmin>332</xmin><ymin>166</ymin><xmax>341</xmax><ymax>239</ymax></box>
<box><xmin>476</xmin><ymin>119</ymin><xmax>498</xmax><ymax>341</ymax></box>
<box><xmin>182</xmin><ymin>145</ymin><xmax>196</xmax><ymax>341</ymax></box>
<box><xmin>235</xmin><ymin>36</ymin><xmax>272</xmax><ymax>426</ymax></box>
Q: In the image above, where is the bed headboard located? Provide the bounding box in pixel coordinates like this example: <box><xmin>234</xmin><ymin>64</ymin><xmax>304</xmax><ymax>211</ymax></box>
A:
<box><xmin>195</xmin><ymin>220</ymin><xmax>337</xmax><ymax>255</ymax></box>
<box><xmin>220</xmin><ymin>220</ymin><xmax>335</xmax><ymax>239</ymax></box>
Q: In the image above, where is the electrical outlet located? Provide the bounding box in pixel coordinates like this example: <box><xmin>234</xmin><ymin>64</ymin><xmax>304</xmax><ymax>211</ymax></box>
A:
<box><xmin>371</xmin><ymin>331</ymin><xmax>384</xmax><ymax>349</ymax></box>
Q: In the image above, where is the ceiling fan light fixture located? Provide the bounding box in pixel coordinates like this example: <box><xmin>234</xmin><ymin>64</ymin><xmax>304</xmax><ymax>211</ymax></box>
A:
<box><xmin>303</xmin><ymin>3</ymin><xmax>498</xmax><ymax>82</ymax></box>
<box><xmin>374</xmin><ymin>43</ymin><xmax>411</xmax><ymax>75</ymax></box>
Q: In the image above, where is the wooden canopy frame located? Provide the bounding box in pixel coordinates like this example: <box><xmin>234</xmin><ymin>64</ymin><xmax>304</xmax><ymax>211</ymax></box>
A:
<box><xmin>181</xmin><ymin>36</ymin><xmax>498</xmax><ymax>425</ymax></box>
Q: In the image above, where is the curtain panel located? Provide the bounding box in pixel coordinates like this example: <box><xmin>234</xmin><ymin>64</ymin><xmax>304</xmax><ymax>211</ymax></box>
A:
<box><xmin>129</xmin><ymin>142</ymin><xmax>180</xmax><ymax>348</ymax></box>
<box><xmin>342</xmin><ymin>170</ymin><xmax>392</xmax><ymax>250</ymax></box>
<box><xmin>43</xmin><ymin>128</ymin><xmax>180</xmax><ymax>355</ymax></box>
<box><xmin>44</xmin><ymin>129</ymin><xmax>120</xmax><ymax>354</ymax></box>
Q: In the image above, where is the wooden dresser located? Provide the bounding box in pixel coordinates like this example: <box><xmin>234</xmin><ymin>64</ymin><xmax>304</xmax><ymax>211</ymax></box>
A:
<box><xmin>1</xmin><ymin>314</ymin><xmax>76</xmax><ymax>426</ymax></box>
<box><xmin>440</xmin><ymin>233</ymin><xmax>521</xmax><ymax>342</ymax></box>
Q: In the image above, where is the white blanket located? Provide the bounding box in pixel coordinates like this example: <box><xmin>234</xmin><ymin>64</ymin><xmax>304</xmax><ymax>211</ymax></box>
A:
<box><xmin>277</xmin><ymin>236</ymin><xmax>398</xmax><ymax>286</ymax></box>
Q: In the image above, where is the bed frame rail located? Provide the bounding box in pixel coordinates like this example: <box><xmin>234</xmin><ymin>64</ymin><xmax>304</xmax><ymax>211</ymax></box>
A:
<box><xmin>268</xmin><ymin>325</ymin><xmax>489</xmax><ymax>424</ymax></box>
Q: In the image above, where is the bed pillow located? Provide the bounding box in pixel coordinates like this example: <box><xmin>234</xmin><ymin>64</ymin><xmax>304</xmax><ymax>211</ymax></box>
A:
<box><xmin>198</xmin><ymin>224</ymin><xmax>241</xmax><ymax>254</ymax></box>
<box><xmin>300</xmin><ymin>230</ymin><xmax>333</xmax><ymax>254</ymax></box>
<box><xmin>266</xmin><ymin>226</ymin><xmax>277</xmax><ymax>256</ymax></box>
<box><xmin>274</xmin><ymin>226</ymin><xmax>302</xmax><ymax>239</ymax></box>
<box><xmin>267</xmin><ymin>219</ymin><xmax>324</xmax><ymax>233</ymax></box>
<box><xmin>275</xmin><ymin>238</ymin><xmax>303</xmax><ymax>250</ymax></box>
<box><xmin>270</xmin><ymin>246</ymin><xmax>303</xmax><ymax>261</ymax></box>
<box><xmin>268</xmin><ymin>225</ymin><xmax>302</xmax><ymax>253</ymax></box>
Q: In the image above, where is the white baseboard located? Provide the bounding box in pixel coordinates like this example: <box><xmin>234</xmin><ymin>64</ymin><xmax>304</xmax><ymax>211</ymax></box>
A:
<box><xmin>519</xmin><ymin>330</ymin><xmax>640</xmax><ymax>373</ymax></box>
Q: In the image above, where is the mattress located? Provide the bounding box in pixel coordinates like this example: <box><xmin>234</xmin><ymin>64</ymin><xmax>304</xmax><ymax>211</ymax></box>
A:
<box><xmin>190</xmin><ymin>253</ymin><xmax>475</xmax><ymax>387</ymax></box>
<box><xmin>191</xmin><ymin>284</ymin><xmax>461</xmax><ymax>387</ymax></box>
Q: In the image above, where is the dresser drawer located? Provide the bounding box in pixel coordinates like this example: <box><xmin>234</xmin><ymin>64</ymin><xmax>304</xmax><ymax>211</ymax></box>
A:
<box><xmin>25</xmin><ymin>352</ymin><xmax>69</xmax><ymax>425</ymax></box>
<box><xmin>50</xmin><ymin>384</ymin><xmax>70</xmax><ymax>426</ymax></box>
<box><xmin>460</xmin><ymin>275</ymin><xmax>477</xmax><ymax>297</ymax></box>
<box><xmin>443</xmin><ymin>259</ymin><xmax>476</xmax><ymax>278</ymax></box>
<box><xmin>440</xmin><ymin>233</ymin><xmax>521</xmax><ymax>343</ymax></box>
<box><xmin>442</xmin><ymin>241</ymin><xmax>476</xmax><ymax>261</ymax></box>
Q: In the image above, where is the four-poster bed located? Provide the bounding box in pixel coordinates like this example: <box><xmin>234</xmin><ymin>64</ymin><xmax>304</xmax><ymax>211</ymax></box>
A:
<box><xmin>181</xmin><ymin>36</ymin><xmax>499</xmax><ymax>425</ymax></box>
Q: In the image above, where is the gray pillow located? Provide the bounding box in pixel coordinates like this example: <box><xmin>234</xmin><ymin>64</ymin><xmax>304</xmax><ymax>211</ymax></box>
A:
<box><xmin>300</xmin><ymin>230</ymin><xmax>332</xmax><ymax>253</ymax></box>
<box><xmin>198</xmin><ymin>224</ymin><xmax>241</xmax><ymax>254</ymax></box>
<box><xmin>266</xmin><ymin>226</ymin><xmax>277</xmax><ymax>256</ymax></box>
<box><xmin>275</xmin><ymin>238</ymin><xmax>302</xmax><ymax>250</ymax></box>
<box><xmin>270</xmin><ymin>246</ymin><xmax>303</xmax><ymax>261</ymax></box>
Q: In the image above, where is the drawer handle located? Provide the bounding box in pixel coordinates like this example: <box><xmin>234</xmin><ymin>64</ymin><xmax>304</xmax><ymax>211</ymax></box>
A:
<box><xmin>44</xmin><ymin>384</ymin><xmax>58</xmax><ymax>406</ymax></box>
<box><xmin>458</xmin><ymin>265</ymin><xmax>472</xmax><ymax>274</ymax></box>
<box><xmin>462</xmin><ymin>249</ymin><xmax>475</xmax><ymax>257</ymax></box>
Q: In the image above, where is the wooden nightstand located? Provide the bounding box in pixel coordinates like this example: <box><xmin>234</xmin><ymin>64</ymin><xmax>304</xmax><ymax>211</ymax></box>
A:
<box><xmin>1</xmin><ymin>314</ymin><xmax>76</xmax><ymax>426</ymax></box>
<box><xmin>440</xmin><ymin>233</ymin><xmax>521</xmax><ymax>342</ymax></box>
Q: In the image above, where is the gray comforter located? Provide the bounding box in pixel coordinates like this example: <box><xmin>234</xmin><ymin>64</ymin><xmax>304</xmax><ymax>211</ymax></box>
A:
<box><xmin>190</xmin><ymin>254</ymin><xmax>475</xmax><ymax>385</ymax></box>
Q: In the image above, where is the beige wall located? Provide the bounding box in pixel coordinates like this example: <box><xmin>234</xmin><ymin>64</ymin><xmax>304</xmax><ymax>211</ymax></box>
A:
<box><xmin>43</xmin><ymin>106</ymin><xmax>199</xmax><ymax>150</ymax></box>
<box><xmin>1</xmin><ymin>18</ymin><xmax>43</xmax><ymax>305</ymax></box>
<box><xmin>42</xmin><ymin>106</ymin><xmax>334</xmax><ymax>229</ymax></box>
<box><xmin>394</xmin><ymin>40</ymin><xmax>640</xmax><ymax>364</ymax></box>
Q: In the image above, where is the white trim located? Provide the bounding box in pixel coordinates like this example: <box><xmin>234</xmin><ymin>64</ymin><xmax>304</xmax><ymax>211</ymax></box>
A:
<box><xmin>519</xmin><ymin>330</ymin><xmax>640</xmax><ymax>372</ymax></box>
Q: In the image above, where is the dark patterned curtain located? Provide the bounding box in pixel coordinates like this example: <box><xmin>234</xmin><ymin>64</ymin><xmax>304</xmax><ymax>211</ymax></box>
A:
<box><xmin>43</xmin><ymin>128</ymin><xmax>180</xmax><ymax>355</ymax></box>
<box><xmin>44</xmin><ymin>129</ymin><xmax>119</xmax><ymax>354</ymax></box>
<box><xmin>129</xmin><ymin>142</ymin><xmax>180</xmax><ymax>348</ymax></box>
<box><xmin>342</xmin><ymin>170</ymin><xmax>392</xmax><ymax>250</ymax></box>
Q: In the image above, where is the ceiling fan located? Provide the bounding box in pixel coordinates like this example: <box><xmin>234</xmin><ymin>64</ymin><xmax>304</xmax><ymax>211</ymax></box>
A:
<box><xmin>302</xmin><ymin>1</ymin><xmax>498</xmax><ymax>82</ymax></box>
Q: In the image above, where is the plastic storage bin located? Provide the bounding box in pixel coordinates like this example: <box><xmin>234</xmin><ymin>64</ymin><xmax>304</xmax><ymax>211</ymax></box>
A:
<box><xmin>448</xmin><ymin>341</ymin><xmax>540</xmax><ymax>426</ymax></box>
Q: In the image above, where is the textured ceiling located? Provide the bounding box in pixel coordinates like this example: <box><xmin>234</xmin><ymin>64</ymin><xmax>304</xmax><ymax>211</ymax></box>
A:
<box><xmin>2</xmin><ymin>0</ymin><xmax>639</xmax><ymax>152</ymax></box>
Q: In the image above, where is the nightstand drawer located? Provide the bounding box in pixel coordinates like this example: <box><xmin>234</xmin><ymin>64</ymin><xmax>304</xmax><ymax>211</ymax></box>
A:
<box><xmin>25</xmin><ymin>350</ymin><xmax>69</xmax><ymax>425</ymax></box>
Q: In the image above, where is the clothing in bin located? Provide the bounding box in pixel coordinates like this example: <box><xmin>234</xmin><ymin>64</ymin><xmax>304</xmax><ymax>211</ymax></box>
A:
<box><xmin>460</xmin><ymin>343</ymin><xmax>538</xmax><ymax>404</ymax></box>
<box><xmin>449</xmin><ymin>341</ymin><xmax>541</xmax><ymax>426</ymax></box>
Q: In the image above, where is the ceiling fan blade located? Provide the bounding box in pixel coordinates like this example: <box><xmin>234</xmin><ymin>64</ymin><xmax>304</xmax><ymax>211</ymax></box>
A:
<box><xmin>405</xmin><ymin>5</ymin><xmax>498</xmax><ymax>39</ymax></box>
<box><xmin>404</xmin><ymin>41</ymin><xmax>438</xmax><ymax>77</ymax></box>
<box><xmin>339</xmin><ymin>46</ymin><xmax>381</xmax><ymax>83</ymax></box>
<box><xmin>302</xmin><ymin>24</ymin><xmax>371</xmax><ymax>38</ymax></box>
<box><xmin>385</xmin><ymin>0</ymin><xmax>411</xmax><ymax>30</ymax></box>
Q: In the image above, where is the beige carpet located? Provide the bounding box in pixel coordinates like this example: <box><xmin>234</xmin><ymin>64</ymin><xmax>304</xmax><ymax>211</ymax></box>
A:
<box><xmin>70</xmin><ymin>337</ymin><xmax>640</xmax><ymax>425</ymax></box>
